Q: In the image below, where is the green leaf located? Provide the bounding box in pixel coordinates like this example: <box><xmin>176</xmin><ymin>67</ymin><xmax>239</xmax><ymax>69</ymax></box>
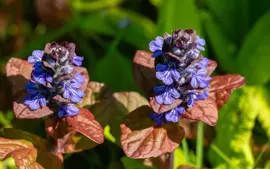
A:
<box><xmin>121</xmin><ymin>157</ymin><xmax>157</xmax><ymax>169</ymax></box>
<box><xmin>237</xmin><ymin>10</ymin><xmax>270</xmax><ymax>84</ymax></box>
<box><xmin>72</xmin><ymin>0</ymin><xmax>124</xmax><ymax>11</ymax></box>
<box><xmin>174</xmin><ymin>148</ymin><xmax>186</xmax><ymax>169</ymax></box>
<box><xmin>209</xmin><ymin>86</ymin><xmax>261</xmax><ymax>168</ymax></box>
<box><xmin>149</xmin><ymin>0</ymin><xmax>162</xmax><ymax>7</ymax></box>
<box><xmin>201</xmin><ymin>11</ymin><xmax>237</xmax><ymax>72</ymax></box>
<box><xmin>206</xmin><ymin>0</ymin><xmax>249</xmax><ymax>44</ymax></box>
<box><xmin>107</xmin><ymin>8</ymin><xmax>156</xmax><ymax>49</ymax></box>
<box><xmin>94</xmin><ymin>50</ymin><xmax>137</xmax><ymax>91</ymax></box>
<box><xmin>79</xmin><ymin>12</ymin><xmax>116</xmax><ymax>36</ymax></box>
<box><xmin>255</xmin><ymin>88</ymin><xmax>270</xmax><ymax>138</ymax></box>
<box><xmin>79</xmin><ymin>8</ymin><xmax>156</xmax><ymax>49</ymax></box>
<box><xmin>157</xmin><ymin>0</ymin><xmax>201</xmax><ymax>34</ymax></box>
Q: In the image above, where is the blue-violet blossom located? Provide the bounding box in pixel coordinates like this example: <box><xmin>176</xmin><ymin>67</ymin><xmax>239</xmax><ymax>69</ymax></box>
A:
<box><xmin>24</xmin><ymin>42</ymin><xmax>85</xmax><ymax>117</ymax></box>
<box><xmin>149</xmin><ymin>28</ymin><xmax>211</xmax><ymax>125</ymax></box>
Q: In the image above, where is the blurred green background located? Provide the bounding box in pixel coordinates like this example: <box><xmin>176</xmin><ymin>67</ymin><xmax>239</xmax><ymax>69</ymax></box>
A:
<box><xmin>0</xmin><ymin>0</ymin><xmax>269</xmax><ymax>169</ymax></box>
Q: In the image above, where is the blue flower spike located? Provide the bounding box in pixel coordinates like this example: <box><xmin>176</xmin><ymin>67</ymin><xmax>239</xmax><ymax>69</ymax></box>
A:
<box><xmin>149</xmin><ymin>28</ymin><xmax>212</xmax><ymax>125</ymax></box>
<box><xmin>24</xmin><ymin>42</ymin><xmax>87</xmax><ymax>118</ymax></box>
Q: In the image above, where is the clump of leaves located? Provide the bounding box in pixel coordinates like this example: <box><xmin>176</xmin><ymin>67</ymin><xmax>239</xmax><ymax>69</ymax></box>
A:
<box><xmin>120</xmin><ymin>28</ymin><xmax>246</xmax><ymax>159</ymax></box>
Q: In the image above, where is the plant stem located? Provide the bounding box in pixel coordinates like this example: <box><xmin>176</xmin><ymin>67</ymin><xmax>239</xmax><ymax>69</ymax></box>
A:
<box><xmin>169</xmin><ymin>151</ymin><xmax>174</xmax><ymax>169</ymax></box>
<box><xmin>196</xmin><ymin>122</ymin><xmax>204</xmax><ymax>168</ymax></box>
<box><xmin>182</xmin><ymin>138</ymin><xmax>190</xmax><ymax>164</ymax></box>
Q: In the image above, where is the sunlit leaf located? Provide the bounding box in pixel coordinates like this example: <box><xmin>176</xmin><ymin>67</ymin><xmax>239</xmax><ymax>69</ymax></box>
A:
<box><xmin>0</xmin><ymin>128</ymin><xmax>48</xmax><ymax>152</ymax></box>
<box><xmin>182</xmin><ymin>98</ymin><xmax>218</xmax><ymax>126</ymax></box>
<box><xmin>209</xmin><ymin>87</ymin><xmax>258</xmax><ymax>168</ymax></box>
<box><xmin>174</xmin><ymin>148</ymin><xmax>186</xmax><ymax>169</ymax></box>
<box><xmin>72</xmin><ymin>0</ymin><xmax>124</xmax><ymax>11</ymax></box>
<box><xmin>0</xmin><ymin>138</ymin><xmax>63</xmax><ymax>169</ymax></box>
<box><xmin>121</xmin><ymin>106</ymin><xmax>185</xmax><ymax>159</ymax></box>
<box><xmin>182</xmin><ymin>74</ymin><xmax>245</xmax><ymax>126</ymax></box>
<box><xmin>209</xmin><ymin>74</ymin><xmax>246</xmax><ymax>109</ymax></box>
<box><xmin>45</xmin><ymin>108</ymin><xmax>104</xmax><ymax>153</ymax></box>
<box><xmin>67</xmin><ymin>108</ymin><xmax>104</xmax><ymax>144</ymax></box>
<box><xmin>178</xmin><ymin>165</ymin><xmax>209</xmax><ymax>169</ymax></box>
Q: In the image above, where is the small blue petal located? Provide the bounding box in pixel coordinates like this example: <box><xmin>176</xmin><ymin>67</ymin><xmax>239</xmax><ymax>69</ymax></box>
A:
<box><xmin>58</xmin><ymin>104</ymin><xmax>79</xmax><ymax>118</ymax></box>
<box><xmin>149</xmin><ymin>36</ymin><xmax>164</xmax><ymax>53</ymax></box>
<box><xmin>150</xmin><ymin>112</ymin><xmax>164</xmax><ymax>125</ymax></box>
<box><xmin>153</xmin><ymin>85</ymin><xmax>167</xmax><ymax>95</ymax></box>
<box><xmin>152</xmin><ymin>50</ymin><xmax>163</xmax><ymax>58</ymax></box>
<box><xmin>154</xmin><ymin>85</ymin><xmax>180</xmax><ymax>105</ymax></box>
<box><xmin>156</xmin><ymin>64</ymin><xmax>168</xmax><ymax>72</ymax></box>
<box><xmin>164</xmin><ymin>106</ymin><xmax>185</xmax><ymax>123</ymax></box>
<box><xmin>73</xmin><ymin>54</ymin><xmax>84</xmax><ymax>66</ymax></box>
<box><xmin>28</xmin><ymin>50</ymin><xmax>44</xmax><ymax>64</ymax></box>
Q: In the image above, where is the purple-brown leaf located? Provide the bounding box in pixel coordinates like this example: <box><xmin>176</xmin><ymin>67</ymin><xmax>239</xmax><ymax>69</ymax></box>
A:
<box><xmin>83</xmin><ymin>82</ymin><xmax>149</xmax><ymax>144</ymax></box>
<box><xmin>13</xmin><ymin>92</ymin><xmax>53</xmax><ymax>119</ymax></box>
<box><xmin>0</xmin><ymin>138</ymin><xmax>42</xmax><ymax>169</ymax></box>
<box><xmin>133</xmin><ymin>50</ymin><xmax>156</xmax><ymax>96</ymax></box>
<box><xmin>206</xmin><ymin>59</ymin><xmax>217</xmax><ymax>76</ymax></box>
<box><xmin>209</xmin><ymin>74</ymin><xmax>246</xmax><ymax>109</ymax></box>
<box><xmin>66</xmin><ymin>108</ymin><xmax>104</xmax><ymax>144</ymax></box>
<box><xmin>181</xmin><ymin>74</ymin><xmax>245</xmax><ymax>125</ymax></box>
<box><xmin>0</xmin><ymin>128</ymin><xmax>49</xmax><ymax>152</ymax></box>
<box><xmin>45</xmin><ymin>109</ymin><xmax>104</xmax><ymax>153</ymax></box>
<box><xmin>121</xmin><ymin>106</ymin><xmax>185</xmax><ymax>159</ymax></box>
<box><xmin>5</xmin><ymin>58</ymin><xmax>32</xmax><ymax>96</ymax></box>
<box><xmin>150</xmin><ymin>97</ymin><xmax>183</xmax><ymax>114</ymax></box>
<box><xmin>52</xmin><ymin>132</ymin><xmax>97</xmax><ymax>154</ymax></box>
<box><xmin>182</xmin><ymin>98</ymin><xmax>218</xmax><ymax>126</ymax></box>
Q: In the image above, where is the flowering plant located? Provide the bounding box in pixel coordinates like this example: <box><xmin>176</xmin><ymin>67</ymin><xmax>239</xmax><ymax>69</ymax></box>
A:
<box><xmin>5</xmin><ymin>42</ymin><xmax>104</xmax><ymax>158</ymax></box>
<box><xmin>120</xmin><ymin>28</ymin><xmax>245</xmax><ymax>159</ymax></box>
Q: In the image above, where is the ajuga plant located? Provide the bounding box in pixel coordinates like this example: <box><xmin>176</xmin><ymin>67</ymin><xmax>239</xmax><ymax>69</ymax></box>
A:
<box><xmin>120</xmin><ymin>28</ymin><xmax>246</xmax><ymax>159</ymax></box>
<box><xmin>2</xmin><ymin>42</ymin><xmax>104</xmax><ymax>168</ymax></box>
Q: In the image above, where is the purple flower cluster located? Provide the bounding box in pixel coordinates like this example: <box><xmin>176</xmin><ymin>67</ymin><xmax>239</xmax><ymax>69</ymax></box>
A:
<box><xmin>149</xmin><ymin>29</ymin><xmax>211</xmax><ymax>125</ymax></box>
<box><xmin>24</xmin><ymin>42</ymin><xmax>85</xmax><ymax>118</ymax></box>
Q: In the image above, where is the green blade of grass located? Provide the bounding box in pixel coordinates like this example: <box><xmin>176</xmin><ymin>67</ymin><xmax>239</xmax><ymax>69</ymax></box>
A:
<box><xmin>252</xmin><ymin>139</ymin><xmax>270</xmax><ymax>169</ymax></box>
<box><xmin>182</xmin><ymin>138</ymin><xmax>190</xmax><ymax>164</ymax></box>
<box><xmin>210</xmin><ymin>143</ymin><xmax>232</xmax><ymax>165</ymax></box>
<box><xmin>196</xmin><ymin>122</ymin><xmax>204</xmax><ymax>168</ymax></box>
